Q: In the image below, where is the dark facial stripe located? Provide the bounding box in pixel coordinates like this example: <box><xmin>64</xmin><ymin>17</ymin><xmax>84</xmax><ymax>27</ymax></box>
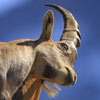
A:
<box><xmin>12</xmin><ymin>86</ymin><xmax>23</xmax><ymax>100</ymax></box>
<box><xmin>43</xmin><ymin>64</ymin><xmax>57</xmax><ymax>78</ymax></box>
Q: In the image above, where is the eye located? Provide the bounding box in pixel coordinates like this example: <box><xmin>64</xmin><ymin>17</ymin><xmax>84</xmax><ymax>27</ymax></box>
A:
<box><xmin>61</xmin><ymin>43</ymin><xmax>68</xmax><ymax>50</ymax></box>
<box><xmin>59</xmin><ymin>43</ymin><xmax>68</xmax><ymax>51</ymax></box>
<box><xmin>60</xmin><ymin>43</ymin><xmax>68</xmax><ymax>51</ymax></box>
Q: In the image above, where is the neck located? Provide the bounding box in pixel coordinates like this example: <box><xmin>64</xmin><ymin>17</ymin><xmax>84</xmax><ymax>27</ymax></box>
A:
<box><xmin>12</xmin><ymin>77</ymin><xmax>42</xmax><ymax>100</ymax></box>
<box><xmin>12</xmin><ymin>40</ymin><xmax>42</xmax><ymax>100</ymax></box>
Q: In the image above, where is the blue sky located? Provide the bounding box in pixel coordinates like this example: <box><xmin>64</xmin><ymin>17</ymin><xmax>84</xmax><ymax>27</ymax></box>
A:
<box><xmin>0</xmin><ymin>0</ymin><xmax>100</xmax><ymax>100</ymax></box>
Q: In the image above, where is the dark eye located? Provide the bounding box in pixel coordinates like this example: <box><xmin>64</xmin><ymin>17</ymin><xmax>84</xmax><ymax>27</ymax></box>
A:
<box><xmin>59</xmin><ymin>43</ymin><xmax>68</xmax><ymax>51</ymax></box>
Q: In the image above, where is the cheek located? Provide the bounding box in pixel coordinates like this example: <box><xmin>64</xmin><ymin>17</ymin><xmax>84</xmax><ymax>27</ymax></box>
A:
<box><xmin>43</xmin><ymin>64</ymin><xmax>57</xmax><ymax>78</ymax></box>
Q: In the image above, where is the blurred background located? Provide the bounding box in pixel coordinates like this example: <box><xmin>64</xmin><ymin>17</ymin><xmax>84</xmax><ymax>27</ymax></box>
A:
<box><xmin>0</xmin><ymin>0</ymin><xmax>100</xmax><ymax>100</ymax></box>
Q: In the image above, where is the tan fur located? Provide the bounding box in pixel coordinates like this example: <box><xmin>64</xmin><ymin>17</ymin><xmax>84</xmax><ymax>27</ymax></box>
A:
<box><xmin>22</xmin><ymin>79</ymin><xmax>42</xmax><ymax>100</ymax></box>
<box><xmin>12</xmin><ymin>78</ymin><xmax>42</xmax><ymax>100</ymax></box>
<box><xmin>0</xmin><ymin>4</ymin><xmax>81</xmax><ymax>100</ymax></box>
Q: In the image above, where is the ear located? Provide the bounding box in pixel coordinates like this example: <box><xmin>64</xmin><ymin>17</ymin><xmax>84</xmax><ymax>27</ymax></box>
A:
<box><xmin>39</xmin><ymin>10</ymin><xmax>54</xmax><ymax>40</ymax></box>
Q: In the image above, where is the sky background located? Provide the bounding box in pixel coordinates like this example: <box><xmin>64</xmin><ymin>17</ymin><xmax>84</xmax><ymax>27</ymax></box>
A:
<box><xmin>0</xmin><ymin>0</ymin><xmax>100</xmax><ymax>100</ymax></box>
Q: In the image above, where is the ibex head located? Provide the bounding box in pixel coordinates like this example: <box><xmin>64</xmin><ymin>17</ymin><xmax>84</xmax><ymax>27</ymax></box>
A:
<box><xmin>32</xmin><ymin>4</ymin><xmax>81</xmax><ymax>87</ymax></box>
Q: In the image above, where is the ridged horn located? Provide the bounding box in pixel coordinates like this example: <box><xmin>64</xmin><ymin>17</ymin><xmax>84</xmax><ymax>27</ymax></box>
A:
<box><xmin>45</xmin><ymin>4</ymin><xmax>81</xmax><ymax>47</ymax></box>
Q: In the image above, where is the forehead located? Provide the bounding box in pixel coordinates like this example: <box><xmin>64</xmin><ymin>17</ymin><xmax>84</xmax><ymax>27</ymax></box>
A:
<box><xmin>40</xmin><ymin>40</ymin><xmax>56</xmax><ymax>47</ymax></box>
<box><xmin>35</xmin><ymin>40</ymin><xmax>57</xmax><ymax>53</ymax></box>
<box><xmin>38</xmin><ymin>40</ymin><xmax>77</xmax><ymax>57</ymax></box>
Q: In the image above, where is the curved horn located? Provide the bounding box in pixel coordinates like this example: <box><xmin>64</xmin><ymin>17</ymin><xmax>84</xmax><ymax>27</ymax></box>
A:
<box><xmin>45</xmin><ymin>4</ymin><xmax>81</xmax><ymax>47</ymax></box>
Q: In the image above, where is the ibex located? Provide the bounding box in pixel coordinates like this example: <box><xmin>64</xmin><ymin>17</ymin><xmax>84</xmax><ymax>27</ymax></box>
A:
<box><xmin>0</xmin><ymin>4</ymin><xmax>81</xmax><ymax>100</ymax></box>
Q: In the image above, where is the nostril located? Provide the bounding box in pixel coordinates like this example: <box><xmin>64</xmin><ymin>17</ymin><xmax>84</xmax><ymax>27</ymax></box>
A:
<box><xmin>65</xmin><ymin>67</ymin><xmax>77</xmax><ymax>85</ymax></box>
<box><xmin>74</xmin><ymin>75</ymin><xmax>77</xmax><ymax>81</ymax></box>
<box><xmin>61</xmin><ymin>67</ymin><xmax>77</xmax><ymax>86</ymax></box>
<box><xmin>65</xmin><ymin>67</ymin><xmax>72</xmax><ymax>82</ymax></box>
<box><xmin>72</xmin><ymin>75</ymin><xmax>77</xmax><ymax>85</ymax></box>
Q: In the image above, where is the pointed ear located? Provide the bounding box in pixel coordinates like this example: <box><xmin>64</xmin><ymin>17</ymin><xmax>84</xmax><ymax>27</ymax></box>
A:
<box><xmin>39</xmin><ymin>10</ymin><xmax>54</xmax><ymax>40</ymax></box>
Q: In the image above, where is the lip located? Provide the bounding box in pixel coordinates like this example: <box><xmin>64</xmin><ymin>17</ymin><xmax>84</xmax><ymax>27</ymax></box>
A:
<box><xmin>61</xmin><ymin>67</ymin><xmax>76</xmax><ymax>86</ymax></box>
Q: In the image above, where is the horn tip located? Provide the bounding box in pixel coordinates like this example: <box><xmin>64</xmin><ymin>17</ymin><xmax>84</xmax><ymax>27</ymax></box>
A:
<box><xmin>44</xmin><ymin>3</ymin><xmax>51</xmax><ymax>6</ymax></box>
<box><xmin>44</xmin><ymin>3</ymin><xmax>57</xmax><ymax>7</ymax></box>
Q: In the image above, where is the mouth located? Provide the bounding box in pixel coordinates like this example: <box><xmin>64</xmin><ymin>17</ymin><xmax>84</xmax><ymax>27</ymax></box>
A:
<box><xmin>61</xmin><ymin>67</ymin><xmax>77</xmax><ymax>86</ymax></box>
